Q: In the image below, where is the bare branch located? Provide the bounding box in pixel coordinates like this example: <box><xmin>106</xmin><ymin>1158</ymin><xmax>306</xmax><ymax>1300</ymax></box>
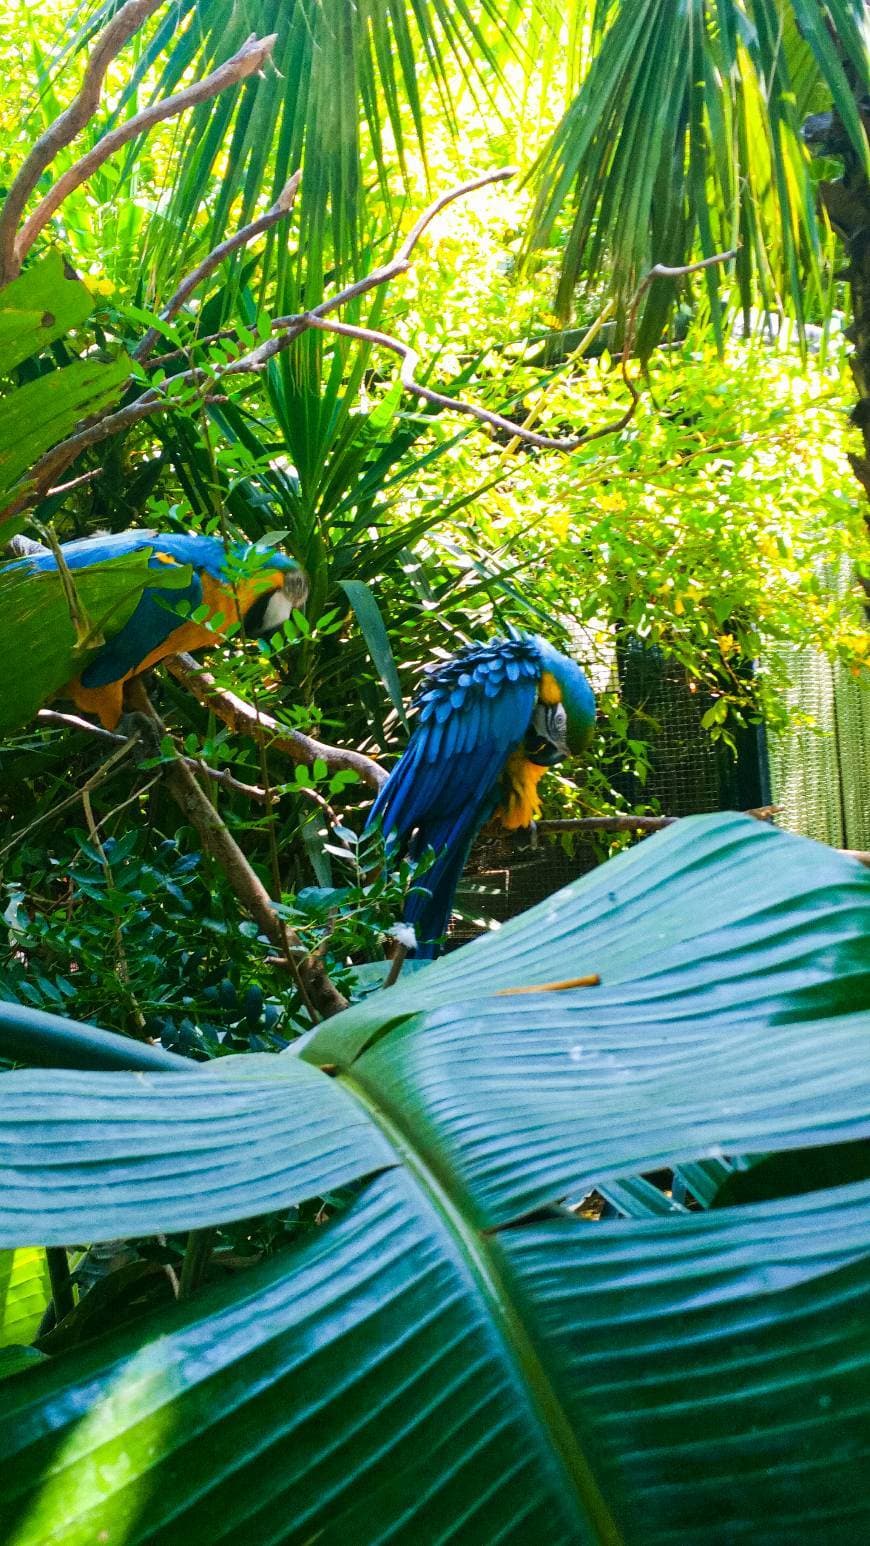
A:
<box><xmin>12</xmin><ymin>34</ymin><xmax>278</xmax><ymax>277</ymax></box>
<box><xmin>300</xmin><ymin>247</ymin><xmax>738</xmax><ymax>453</ymax></box>
<box><xmin>534</xmin><ymin>805</ymin><xmax>779</xmax><ymax>835</ymax></box>
<box><xmin>124</xmin><ymin>677</ymin><xmax>348</xmax><ymax>1019</ymax></box>
<box><xmin>535</xmin><ymin>815</ymin><xmax>678</xmax><ymax>834</ymax></box>
<box><xmin>0</xmin><ymin>171</ymin><xmax>528</xmax><ymax>517</ymax></box>
<box><xmin>230</xmin><ymin>168</ymin><xmax>521</xmax><ymax>370</ymax></box>
<box><xmin>45</xmin><ymin>468</ymin><xmax>104</xmax><ymax>498</ymax></box>
<box><xmin>2</xmin><ymin>391</ymin><xmax>180</xmax><ymax>522</ymax></box>
<box><xmin>134</xmin><ymin>169</ymin><xmax>301</xmax><ymax>362</ymax></box>
<box><xmin>396</xmin><ymin>168</ymin><xmax>516</xmax><ymax>262</ymax></box>
<box><xmin>36</xmin><ymin>708</ymin><xmax>269</xmax><ymax>801</ymax></box>
<box><xmin>165</xmin><ymin>653</ymin><xmax>387</xmax><ymax>790</ymax></box>
<box><xmin>0</xmin><ymin>150</ymin><xmax>735</xmax><ymax>521</ymax></box>
<box><xmin>0</xmin><ymin>0</ymin><xmax>164</xmax><ymax>283</ymax></box>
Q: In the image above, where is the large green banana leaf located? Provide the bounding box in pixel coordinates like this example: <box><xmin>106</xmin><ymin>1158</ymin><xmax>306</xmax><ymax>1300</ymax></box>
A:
<box><xmin>0</xmin><ymin>549</ymin><xmax>195</xmax><ymax>736</ymax></box>
<box><xmin>0</xmin><ymin>813</ymin><xmax>868</xmax><ymax>1543</ymax></box>
<box><xmin>0</xmin><ymin>1249</ymin><xmax>49</xmax><ymax>1348</ymax></box>
<box><xmin>0</xmin><ymin>252</ymin><xmax>131</xmax><ymax>535</ymax></box>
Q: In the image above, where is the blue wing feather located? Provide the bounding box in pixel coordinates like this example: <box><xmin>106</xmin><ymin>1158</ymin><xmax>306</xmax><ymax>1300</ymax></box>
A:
<box><xmin>368</xmin><ymin>636</ymin><xmax>542</xmax><ymax>955</ymax></box>
<box><xmin>80</xmin><ymin>566</ymin><xmax>203</xmax><ymax>687</ymax></box>
<box><xmin>5</xmin><ymin>532</ymin><xmax>229</xmax><ymax>689</ymax></box>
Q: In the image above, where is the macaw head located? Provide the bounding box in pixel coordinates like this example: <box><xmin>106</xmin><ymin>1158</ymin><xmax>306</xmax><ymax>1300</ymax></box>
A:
<box><xmin>532</xmin><ymin>634</ymin><xmax>596</xmax><ymax>755</ymax></box>
<box><xmin>232</xmin><ymin>549</ymin><xmax>310</xmax><ymax>638</ymax></box>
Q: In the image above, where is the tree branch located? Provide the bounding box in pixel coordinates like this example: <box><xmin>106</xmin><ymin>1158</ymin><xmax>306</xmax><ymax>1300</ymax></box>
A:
<box><xmin>164</xmin><ymin>653</ymin><xmax>387</xmax><ymax>790</ymax></box>
<box><xmin>535</xmin><ymin>815</ymin><xmax>679</xmax><ymax>834</ymax></box>
<box><xmin>134</xmin><ymin>169</ymin><xmax>301</xmax><ymax>363</ymax></box>
<box><xmin>0</xmin><ymin>0</ymin><xmax>165</xmax><ymax>283</ymax></box>
<box><xmin>123</xmin><ymin>678</ymin><xmax>348</xmax><ymax>1020</ymax></box>
<box><xmin>299</xmin><ymin>248</ymin><xmax>738</xmax><ymax>453</ymax></box>
<box><xmin>10</xmin><ymin>33</ymin><xmax>278</xmax><ymax>279</ymax></box>
<box><xmin>0</xmin><ymin>148</ymin><xmax>735</xmax><ymax>521</ymax></box>
<box><xmin>35</xmin><ymin>708</ymin><xmax>269</xmax><ymax>801</ymax></box>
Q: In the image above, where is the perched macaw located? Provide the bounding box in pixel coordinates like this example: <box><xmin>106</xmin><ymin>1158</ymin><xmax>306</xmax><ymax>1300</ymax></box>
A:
<box><xmin>5</xmin><ymin>529</ymin><xmax>307</xmax><ymax>730</ymax></box>
<box><xmin>369</xmin><ymin>632</ymin><xmax>596</xmax><ymax>957</ymax></box>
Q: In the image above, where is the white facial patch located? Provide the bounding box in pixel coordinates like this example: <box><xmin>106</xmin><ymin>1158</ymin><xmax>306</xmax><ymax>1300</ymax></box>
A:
<box><xmin>255</xmin><ymin>586</ymin><xmax>295</xmax><ymax>636</ymax></box>
<box><xmin>532</xmin><ymin>699</ymin><xmax>569</xmax><ymax>758</ymax></box>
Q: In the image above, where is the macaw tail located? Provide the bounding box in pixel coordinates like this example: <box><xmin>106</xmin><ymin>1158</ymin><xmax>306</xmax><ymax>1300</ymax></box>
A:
<box><xmin>400</xmin><ymin>829</ymin><xmax>478</xmax><ymax>959</ymax></box>
<box><xmin>368</xmin><ymin>735</ymin><xmax>497</xmax><ymax>957</ymax></box>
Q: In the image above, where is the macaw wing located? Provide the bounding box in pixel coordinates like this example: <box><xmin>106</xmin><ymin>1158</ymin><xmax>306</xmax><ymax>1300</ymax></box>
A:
<box><xmin>0</xmin><ymin>547</ymin><xmax>192</xmax><ymax>732</ymax></box>
<box><xmin>368</xmin><ymin>639</ymin><xmax>543</xmax><ymax>956</ymax></box>
<box><xmin>80</xmin><ymin>559</ymin><xmax>203</xmax><ymax>687</ymax></box>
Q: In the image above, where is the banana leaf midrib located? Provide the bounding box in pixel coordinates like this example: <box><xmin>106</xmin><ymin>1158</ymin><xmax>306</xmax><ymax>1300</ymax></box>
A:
<box><xmin>336</xmin><ymin>1066</ymin><xmax>625</xmax><ymax>1546</ymax></box>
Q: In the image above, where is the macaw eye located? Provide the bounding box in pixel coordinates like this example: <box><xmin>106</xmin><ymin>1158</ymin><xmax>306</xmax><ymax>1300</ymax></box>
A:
<box><xmin>533</xmin><ymin>699</ymin><xmax>568</xmax><ymax>751</ymax></box>
<box><xmin>526</xmin><ymin>700</ymin><xmax>568</xmax><ymax>765</ymax></box>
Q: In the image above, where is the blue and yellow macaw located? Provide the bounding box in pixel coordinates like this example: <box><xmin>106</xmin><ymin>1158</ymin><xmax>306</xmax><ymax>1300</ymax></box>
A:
<box><xmin>8</xmin><ymin>529</ymin><xmax>307</xmax><ymax>729</ymax></box>
<box><xmin>369</xmin><ymin>632</ymin><xmax>596</xmax><ymax>957</ymax></box>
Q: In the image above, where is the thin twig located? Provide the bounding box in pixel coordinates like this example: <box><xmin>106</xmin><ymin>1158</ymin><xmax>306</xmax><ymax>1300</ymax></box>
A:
<box><xmin>45</xmin><ymin>468</ymin><xmax>104</xmax><ymax>498</ymax></box>
<box><xmin>301</xmin><ymin>248</ymin><xmax>738</xmax><ymax>453</ymax></box>
<box><xmin>11</xmin><ymin>34</ymin><xmax>279</xmax><ymax>276</ymax></box>
<box><xmin>134</xmin><ymin>168</ymin><xmax>301</xmax><ymax>362</ymax></box>
<box><xmin>382</xmin><ymin>943</ymin><xmax>408</xmax><ymax>989</ymax></box>
<box><xmin>29</xmin><ymin>519</ymin><xmax>97</xmax><ymax>648</ymax></box>
<box><xmin>0</xmin><ymin>0</ymin><xmax>164</xmax><ymax>283</ymax></box>
<box><xmin>81</xmin><ymin>782</ymin><xmax>146</xmax><ymax>1029</ymax></box>
<box><xmin>0</xmin><ymin>172</ymin><xmax>516</xmax><ymax>517</ymax></box>
<box><xmin>37</xmin><ymin>708</ymin><xmax>268</xmax><ymax>791</ymax></box>
<box><xmin>165</xmin><ymin>652</ymin><xmax>387</xmax><ymax>789</ymax></box>
<box><xmin>535</xmin><ymin>815</ymin><xmax>679</xmax><ymax>834</ymax></box>
<box><xmin>1</xmin><ymin>160</ymin><xmax>734</xmax><ymax>519</ymax></box>
<box><xmin>178</xmin><ymin>1228</ymin><xmax>215</xmax><ymax>1301</ymax></box>
<box><xmin>34</xmin><ymin>707</ymin><xmax>354</xmax><ymax>813</ymax></box>
<box><xmin>45</xmin><ymin>1247</ymin><xmax>75</xmax><ymax>1324</ymax></box>
<box><xmin>0</xmin><ymin>732</ymin><xmax>140</xmax><ymax>860</ymax></box>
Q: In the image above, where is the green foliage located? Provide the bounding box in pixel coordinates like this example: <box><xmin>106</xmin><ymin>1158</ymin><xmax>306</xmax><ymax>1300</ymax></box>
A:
<box><xmin>0</xmin><ymin>811</ymin><xmax>415</xmax><ymax>1053</ymax></box>
<box><xmin>0</xmin><ymin>816</ymin><xmax>869</xmax><ymax>1542</ymax></box>
<box><xmin>0</xmin><ymin>1249</ymin><xmax>49</xmax><ymax>1349</ymax></box>
<box><xmin>0</xmin><ymin>8</ymin><xmax>869</xmax><ymax>1539</ymax></box>
<box><xmin>0</xmin><ymin>253</ymin><xmax>130</xmax><ymax>535</ymax></box>
<box><xmin>527</xmin><ymin>0</ymin><xmax>869</xmax><ymax>336</ymax></box>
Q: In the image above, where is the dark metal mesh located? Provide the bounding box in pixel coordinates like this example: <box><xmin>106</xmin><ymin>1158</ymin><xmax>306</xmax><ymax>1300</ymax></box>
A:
<box><xmin>612</xmin><ymin>638</ymin><xmax>767</xmax><ymax>816</ymax></box>
<box><xmin>451</xmin><ymin>830</ymin><xmax>599</xmax><ymax>946</ymax></box>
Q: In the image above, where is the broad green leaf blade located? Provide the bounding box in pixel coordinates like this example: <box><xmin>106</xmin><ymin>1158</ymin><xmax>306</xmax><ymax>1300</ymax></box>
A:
<box><xmin>346</xmin><ymin>1001</ymin><xmax>870</xmax><ymax>1226</ymax></box>
<box><xmin>496</xmin><ymin>1181</ymin><xmax>870</xmax><ymax>1545</ymax></box>
<box><xmin>0</xmin><ymin>1056</ymin><xmax>393</xmax><ymax>1247</ymax></box>
<box><xmin>597</xmin><ymin>1178</ymin><xmax>687</xmax><ymax>1218</ymax></box>
<box><xmin>0</xmin><ymin>1000</ymin><xmax>189</xmax><ymax>1073</ymax></box>
<box><xmin>0</xmin><ymin>1345</ymin><xmax>45</xmax><ymax>1380</ymax></box>
<box><xmin>337</xmin><ymin>577</ymin><xmax>409</xmax><ymax>728</ymax></box>
<box><xmin>4</xmin><ymin>1171</ymin><xmax>870</xmax><ymax>1543</ymax></box>
<box><xmin>0</xmin><ymin>1170</ymin><xmax>616</xmax><ymax>1546</ymax></box>
<box><xmin>0</xmin><ymin>253</ymin><xmax>96</xmax><ymax>373</ymax></box>
<box><xmin>0</xmin><ymin>549</ymin><xmax>193</xmax><ymax>735</ymax></box>
<box><xmin>0</xmin><ymin>355</ymin><xmax>130</xmax><ymax>514</ymax></box>
<box><xmin>302</xmin><ymin>813</ymin><xmax>870</xmax><ymax>1059</ymax></box>
<box><xmin>673</xmin><ymin>1156</ymin><xmax>734</xmax><ymax>1207</ymax></box>
<box><xmin>0</xmin><ymin>1249</ymin><xmax>49</xmax><ymax>1348</ymax></box>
